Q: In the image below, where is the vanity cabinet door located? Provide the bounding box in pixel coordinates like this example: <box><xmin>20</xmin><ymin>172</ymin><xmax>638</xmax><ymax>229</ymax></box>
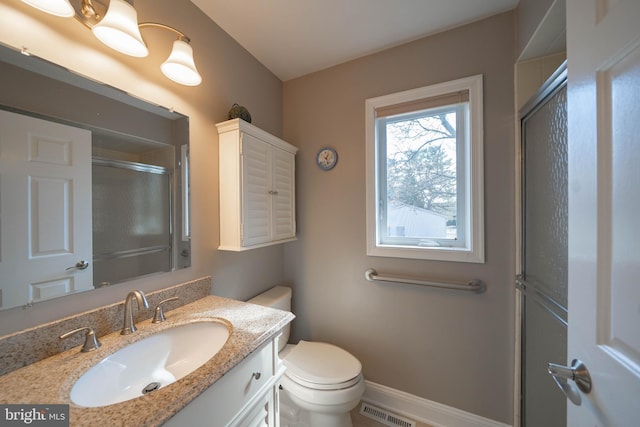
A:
<box><xmin>163</xmin><ymin>339</ymin><xmax>282</xmax><ymax>427</ymax></box>
<box><xmin>235</xmin><ymin>397</ymin><xmax>268</xmax><ymax>427</ymax></box>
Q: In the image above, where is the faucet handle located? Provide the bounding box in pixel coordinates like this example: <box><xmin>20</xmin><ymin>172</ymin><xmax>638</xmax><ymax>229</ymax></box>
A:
<box><xmin>152</xmin><ymin>297</ymin><xmax>180</xmax><ymax>323</ymax></box>
<box><xmin>59</xmin><ymin>327</ymin><xmax>101</xmax><ymax>352</ymax></box>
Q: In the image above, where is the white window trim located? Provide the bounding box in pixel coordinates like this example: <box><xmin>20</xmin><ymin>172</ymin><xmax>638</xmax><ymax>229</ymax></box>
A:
<box><xmin>365</xmin><ymin>74</ymin><xmax>484</xmax><ymax>263</ymax></box>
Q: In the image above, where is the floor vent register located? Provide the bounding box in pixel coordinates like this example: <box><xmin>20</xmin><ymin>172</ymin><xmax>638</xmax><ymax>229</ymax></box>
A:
<box><xmin>359</xmin><ymin>402</ymin><xmax>417</xmax><ymax>427</ymax></box>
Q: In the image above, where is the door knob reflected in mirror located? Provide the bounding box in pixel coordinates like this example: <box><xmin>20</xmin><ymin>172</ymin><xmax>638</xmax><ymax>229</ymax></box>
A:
<box><xmin>66</xmin><ymin>260</ymin><xmax>89</xmax><ymax>271</ymax></box>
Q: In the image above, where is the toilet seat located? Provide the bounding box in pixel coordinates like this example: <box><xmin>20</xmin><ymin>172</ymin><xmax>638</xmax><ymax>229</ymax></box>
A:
<box><xmin>280</xmin><ymin>372</ymin><xmax>365</xmax><ymax>408</ymax></box>
<box><xmin>283</xmin><ymin>341</ymin><xmax>362</xmax><ymax>390</ymax></box>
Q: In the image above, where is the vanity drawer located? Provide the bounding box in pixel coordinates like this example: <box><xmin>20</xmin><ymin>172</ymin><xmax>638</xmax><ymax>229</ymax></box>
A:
<box><xmin>164</xmin><ymin>339</ymin><xmax>277</xmax><ymax>427</ymax></box>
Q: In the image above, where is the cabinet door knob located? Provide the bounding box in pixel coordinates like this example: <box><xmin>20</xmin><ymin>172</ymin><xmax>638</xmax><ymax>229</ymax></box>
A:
<box><xmin>252</xmin><ymin>372</ymin><xmax>261</xmax><ymax>380</ymax></box>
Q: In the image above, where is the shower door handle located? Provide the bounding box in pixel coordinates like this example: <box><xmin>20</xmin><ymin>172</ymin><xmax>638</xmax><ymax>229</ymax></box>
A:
<box><xmin>547</xmin><ymin>359</ymin><xmax>592</xmax><ymax>406</ymax></box>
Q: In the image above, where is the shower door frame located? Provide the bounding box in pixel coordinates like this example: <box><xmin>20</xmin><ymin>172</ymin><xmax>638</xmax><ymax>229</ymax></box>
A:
<box><xmin>514</xmin><ymin>61</ymin><xmax>568</xmax><ymax>427</ymax></box>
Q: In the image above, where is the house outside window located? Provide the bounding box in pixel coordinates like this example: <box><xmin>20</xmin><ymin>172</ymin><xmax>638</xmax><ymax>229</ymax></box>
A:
<box><xmin>365</xmin><ymin>75</ymin><xmax>484</xmax><ymax>262</ymax></box>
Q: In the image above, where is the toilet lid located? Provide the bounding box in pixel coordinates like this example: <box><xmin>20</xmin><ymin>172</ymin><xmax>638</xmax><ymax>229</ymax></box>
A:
<box><xmin>283</xmin><ymin>341</ymin><xmax>362</xmax><ymax>387</ymax></box>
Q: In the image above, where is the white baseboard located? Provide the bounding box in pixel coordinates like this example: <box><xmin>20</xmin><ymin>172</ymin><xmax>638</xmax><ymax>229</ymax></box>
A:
<box><xmin>362</xmin><ymin>381</ymin><xmax>512</xmax><ymax>427</ymax></box>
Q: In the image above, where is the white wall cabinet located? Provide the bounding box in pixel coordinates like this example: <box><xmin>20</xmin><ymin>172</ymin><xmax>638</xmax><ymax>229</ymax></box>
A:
<box><xmin>164</xmin><ymin>337</ymin><xmax>284</xmax><ymax>427</ymax></box>
<box><xmin>217</xmin><ymin>119</ymin><xmax>297</xmax><ymax>251</ymax></box>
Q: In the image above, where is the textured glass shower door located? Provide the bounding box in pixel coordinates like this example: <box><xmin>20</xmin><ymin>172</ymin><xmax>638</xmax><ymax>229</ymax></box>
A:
<box><xmin>92</xmin><ymin>159</ymin><xmax>172</xmax><ymax>287</ymax></box>
<box><xmin>519</xmin><ymin>64</ymin><xmax>568</xmax><ymax>427</ymax></box>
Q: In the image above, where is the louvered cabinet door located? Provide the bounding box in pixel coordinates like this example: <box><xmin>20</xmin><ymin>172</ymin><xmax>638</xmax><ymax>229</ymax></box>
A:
<box><xmin>271</xmin><ymin>146</ymin><xmax>295</xmax><ymax>242</ymax></box>
<box><xmin>241</xmin><ymin>133</ymin><xmax>272</xmax><ymax>247</ymax></box>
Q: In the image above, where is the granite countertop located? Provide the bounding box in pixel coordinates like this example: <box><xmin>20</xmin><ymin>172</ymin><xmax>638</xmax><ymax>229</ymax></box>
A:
<box><xmin>0</xmin><ymin>295</ymin><xmax>294</xmax><ymax>426</ymax></box>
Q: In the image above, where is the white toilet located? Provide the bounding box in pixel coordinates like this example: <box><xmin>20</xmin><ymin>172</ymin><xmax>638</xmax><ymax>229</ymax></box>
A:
<box><xmin>248</xmin><ymin>286</ymin><xmax>365</xmax><ymax>427</ymax></box>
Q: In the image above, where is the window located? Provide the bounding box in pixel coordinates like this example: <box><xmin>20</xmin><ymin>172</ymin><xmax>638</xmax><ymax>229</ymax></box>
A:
<box><xmin>365</xmin><ymin>75</ymin><xmax>484</xmax><ymax>262</ymax></box>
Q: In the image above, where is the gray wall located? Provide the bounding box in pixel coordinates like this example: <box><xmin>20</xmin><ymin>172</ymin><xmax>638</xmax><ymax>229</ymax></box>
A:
<box><xmin>0</xmin><ymin>0</ymin><xmax>285</xmax><ymax>335</ymax></box>
<box><xmin>516</xmin><ymin>0</ymin><xmax>557</xmax><ymax>56</ymax></box>
<box><xmin>282</xmin><ymin>12</ymin><xmax>516</xmax><ymax>423</ymax></box>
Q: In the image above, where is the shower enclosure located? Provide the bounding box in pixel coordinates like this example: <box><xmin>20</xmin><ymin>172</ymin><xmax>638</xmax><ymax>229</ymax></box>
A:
<box><xmin>518</xmin><ymin>62</ymin><xmax>568</xmax><ymax>426</ymax></box>
<box><xmin>92</xmin><ymin>158</ymin><xmax>172</xmax><ymax>287</ymax></box>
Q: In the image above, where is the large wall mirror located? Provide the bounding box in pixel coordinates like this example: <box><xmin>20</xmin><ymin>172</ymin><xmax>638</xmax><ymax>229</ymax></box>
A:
<box><xmin>0</xmin><ymin>44</ymin><xmax>191</xmax><ymax>311</ymax></box>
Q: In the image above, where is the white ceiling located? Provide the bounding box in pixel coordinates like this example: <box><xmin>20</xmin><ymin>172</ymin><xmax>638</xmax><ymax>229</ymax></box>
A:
<box><xmin>191</xmin><ymin>0</ymin><xmax>519</xmax><ymax>81</ymax></box>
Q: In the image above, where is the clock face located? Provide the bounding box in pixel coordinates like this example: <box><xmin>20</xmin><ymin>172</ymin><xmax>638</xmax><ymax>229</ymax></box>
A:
<box><xmin>316</xmin><ymin>147</ymin><xmax>338</xmax><ymax>170</ymax></box>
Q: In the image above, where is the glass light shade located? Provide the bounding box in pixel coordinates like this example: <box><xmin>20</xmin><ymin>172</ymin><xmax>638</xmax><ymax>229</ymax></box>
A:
<box><xmin>92</xmin><ymin>0</ymin><xmax>148</xmax><ymax>57</ymax></box>
<box><xmin>21</xmin><ymin>0</ymin><xmax>75</xmax><ymax>17</ymax></box>
<box><xmin>161</xmin><ymin>40</ymin><xmax>202</xmax><ymax>86</ymax></box>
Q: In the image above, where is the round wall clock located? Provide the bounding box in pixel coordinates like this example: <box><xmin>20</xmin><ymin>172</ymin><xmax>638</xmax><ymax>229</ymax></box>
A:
<box><xmin>316</xmin><ymin>147</ymin><xmax>338</xmax><ymax>170</ymax></box>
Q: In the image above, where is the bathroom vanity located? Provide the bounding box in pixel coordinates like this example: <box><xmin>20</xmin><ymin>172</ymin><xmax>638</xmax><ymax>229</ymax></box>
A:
<box><xmin>0</xmin><ymin>289</ymin><xmax>293</xmax><ymax>426</ymax></box>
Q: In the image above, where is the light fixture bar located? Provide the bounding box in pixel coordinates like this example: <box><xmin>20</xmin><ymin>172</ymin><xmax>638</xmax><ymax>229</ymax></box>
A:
<box><xmin>138</xmin><ymin>22</ymin><xmax>190</xmax><ymax>42</ymax></box>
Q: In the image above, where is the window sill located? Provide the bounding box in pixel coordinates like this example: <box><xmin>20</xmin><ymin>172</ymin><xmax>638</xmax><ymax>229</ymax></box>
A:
<box><xmin>367</xmin><ymin>243</ymin><xmax>484</xmax><ymax>263</ymax></box>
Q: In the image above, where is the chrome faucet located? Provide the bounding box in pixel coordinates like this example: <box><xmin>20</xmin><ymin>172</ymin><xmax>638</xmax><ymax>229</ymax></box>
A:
<box><xmin>121</xmin><ymin>290</ymin><xmax>149</xmax><ymax>335</ymax></box>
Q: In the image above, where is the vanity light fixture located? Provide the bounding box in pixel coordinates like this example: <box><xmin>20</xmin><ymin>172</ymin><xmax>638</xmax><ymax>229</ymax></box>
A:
<box><xmin>21</xmin><ymin>0</ymin><xmax>202</xmax><ymax>86</ymax></box>
<box><xmin>91</xmin><ymin>0</ymin><xmax>148</xmax><ymax>57</ymax></box>
<box><xmin>21</xmin><ymin>0</ymin><xmax>75</xmax><ymax>17</ymax></box>
<box><xmin>142</xmin><ymin>24</ymin><xmax>202</xmax><ymax>87</ymax></box>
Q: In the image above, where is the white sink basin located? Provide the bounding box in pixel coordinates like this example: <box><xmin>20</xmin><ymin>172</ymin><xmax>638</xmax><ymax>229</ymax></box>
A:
<box><xmin>71</xmin><ymin>321</ymin><xmax>231</xmax><ymax>407</ymax></box>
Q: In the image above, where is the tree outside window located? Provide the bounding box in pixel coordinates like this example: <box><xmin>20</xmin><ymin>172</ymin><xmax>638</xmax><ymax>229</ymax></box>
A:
<box><xmin>385</xmin><ymin>109</ymin><xmax>458</xmax><ymax>240</ymax></box>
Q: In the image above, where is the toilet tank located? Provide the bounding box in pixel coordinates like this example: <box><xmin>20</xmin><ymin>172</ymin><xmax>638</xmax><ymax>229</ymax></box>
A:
<box><xmin>247</xmin><ymin>286</ymin><xmax>291</xmax><ymax>352</ymax></box>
